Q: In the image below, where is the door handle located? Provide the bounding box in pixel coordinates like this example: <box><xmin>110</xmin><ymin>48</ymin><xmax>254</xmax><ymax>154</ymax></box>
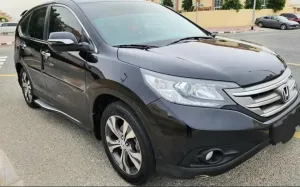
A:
<box><xmin>41</xmin><ymin>51</ymin><xmax>51</xmax><ymax>60</ymax></box>
<box><xmin>20</xmin><ymin>43</ymin><xmax>26</xmax><ymax>50</ymax></box>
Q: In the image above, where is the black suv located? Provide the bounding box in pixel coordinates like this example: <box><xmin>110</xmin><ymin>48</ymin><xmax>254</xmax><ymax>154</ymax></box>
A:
<box><xmin>15</xmin><ymin>0</ymin><xmax>300</xmax><ymax>184</ymax></box>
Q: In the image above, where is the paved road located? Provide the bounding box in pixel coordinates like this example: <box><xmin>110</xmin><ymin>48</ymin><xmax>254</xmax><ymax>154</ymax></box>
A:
<box><xmin>1</xmin><ymin>30</ymin><xmax>300</xmax><ymax>186</ymax></box>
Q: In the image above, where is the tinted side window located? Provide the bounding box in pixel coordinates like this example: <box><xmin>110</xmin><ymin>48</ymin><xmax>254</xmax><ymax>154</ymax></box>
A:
<box><xmin>20</xmin><ymin>15</ymin><xmax>31</xmax><ymax>36</ymax></box>
<box><xmin>28</xmin><ymin>7</ymin><xmax>47</xmax><ymax>40</ymax></box>
<box><xmin>1</xmin><ymin>23</ymin><xmax>7</xmax><ymax>26</ymax></box>
<box><xmin>49</xmin><ymin>6</ymin><xmax>86</xmax><ymax>43</ymax></box>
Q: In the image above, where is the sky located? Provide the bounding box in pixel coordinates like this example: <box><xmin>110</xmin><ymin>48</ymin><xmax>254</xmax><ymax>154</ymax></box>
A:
<box><xmin>1</xmin><ymin>0</ymin><xmax>47</xmax><ymax>21</ymax></box>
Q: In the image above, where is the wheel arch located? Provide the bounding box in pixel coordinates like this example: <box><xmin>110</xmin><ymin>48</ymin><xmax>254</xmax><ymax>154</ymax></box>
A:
<box><xmin>91</xmin><ymin>87</ymin><xmax>157</xmax><ymax>147</ymax></box>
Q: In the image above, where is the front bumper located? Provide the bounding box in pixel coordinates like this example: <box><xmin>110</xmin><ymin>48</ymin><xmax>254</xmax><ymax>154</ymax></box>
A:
<box><xmin>288</xmin><ymin>24</ymin><xmax>300</xmax><ymax>29</ymax></box>
<box><xmin>147</xmin><ymin>95</ymin><xmax>300</xmax><ymax>179</ymax></box>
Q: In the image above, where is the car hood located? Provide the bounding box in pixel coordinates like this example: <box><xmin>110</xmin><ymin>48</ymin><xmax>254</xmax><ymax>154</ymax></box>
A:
<box><xmin>286</xmin><ymin>20</ymin><xmax>299</xmax><ymax>25</ymax></box>
<box><xmin>117</xmin><ymin>36</ymin><xmax>286</xmax><ymax>87</ymax></box>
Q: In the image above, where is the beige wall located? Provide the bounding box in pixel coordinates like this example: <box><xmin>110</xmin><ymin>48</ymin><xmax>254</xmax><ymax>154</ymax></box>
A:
<box><xmin>200</xmin><ymin>0</ymin><xmax>213</xmax><ymax>7</ymax></box>
<box><xmin>182</xmin><ymin>8</ymin><xmax>295</xmax><ymax>28</ymax></box>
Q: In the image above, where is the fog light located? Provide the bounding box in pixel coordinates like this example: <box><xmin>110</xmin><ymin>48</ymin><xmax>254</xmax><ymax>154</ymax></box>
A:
<box><xmin>197</xmin><ymin>148</ymin><xmax>225</xmax><ymax>164</ymax></box>
<box><xmin>205</xmin><ymin>151</ymin><xmax>214</xmax><ymax>161</ymax></box>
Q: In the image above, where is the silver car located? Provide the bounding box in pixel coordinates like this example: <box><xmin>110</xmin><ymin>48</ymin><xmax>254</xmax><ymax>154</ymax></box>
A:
<box><xmin>255</xmin><ymin>15</ymin><xmax>299</xmax><ymax>30</ymax></box>
<box><xmin>0</xmin><ymin>22</ymin><xmax>18</xmax><ymax>35</ymax></box>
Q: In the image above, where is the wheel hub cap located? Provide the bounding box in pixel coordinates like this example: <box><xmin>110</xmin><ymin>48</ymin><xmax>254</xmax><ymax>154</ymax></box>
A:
<box><xmin>105</xmin><ymin>116</ymin><xmax>142</xmax><ymax>175</ymax></box>
<box><xmin>21</xmin><ymin>72</ymin><xmax>32</xmax><ymax>103</ymax></box>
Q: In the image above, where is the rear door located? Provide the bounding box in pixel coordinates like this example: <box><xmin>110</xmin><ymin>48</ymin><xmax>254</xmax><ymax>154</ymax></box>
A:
<box><xmin>41</xmin><ymin>5</ymin><xmax>89</xmax><ymax>123</ymax></box>
<box><xmin>262</xmin><ymin>16</ymin><xmax>271</xmax><ymax>27</ymax></box>
<box><xmin>18</xmin><ymin>6</ymin><xmax>49</xmax><ymax>98</ymax></box>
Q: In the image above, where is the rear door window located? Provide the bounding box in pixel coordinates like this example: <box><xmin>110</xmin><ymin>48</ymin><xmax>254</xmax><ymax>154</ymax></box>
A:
<box><xmin>28</xmin><ymin>7</ymin><xmax>47</xmax><ymax>40</ymax></box>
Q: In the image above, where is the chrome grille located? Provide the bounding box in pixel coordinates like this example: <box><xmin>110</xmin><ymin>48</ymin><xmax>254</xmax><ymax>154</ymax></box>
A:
<box><xmin>225</xmin><ymin>68</ymin><xmax>298</xmax><ymax>117</ymax></box>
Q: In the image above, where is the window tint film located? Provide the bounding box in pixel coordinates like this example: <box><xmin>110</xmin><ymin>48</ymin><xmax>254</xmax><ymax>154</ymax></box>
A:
<box><xmin>49</xmin><ymin>6</ymin><xmax>85</xmax><ymax>43</ymax></box>
<box><xmin>28</xmin><ymin>7</ymin><xmax>47</xmax><ymax>40</ymax></box>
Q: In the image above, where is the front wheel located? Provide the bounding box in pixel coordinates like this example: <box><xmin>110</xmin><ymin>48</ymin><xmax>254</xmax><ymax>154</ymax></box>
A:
<box><xmin>100</xmin><ymin>101</ymin><xmax>155</xmax><ymax>185</ymax></box>
<box><xmin>20</xmin><ymin>68</ymin><xmax>38</xmax><ymax>108</ymax></box>
<box><xmin>280</xmin><ymin>24</ymin><xmax>287</xmax><ymax>30</ymax></box>
<box><xmin>258</xmin><ymin>22</ymin><xmax>263</xmax><ymax>28</ymax></box>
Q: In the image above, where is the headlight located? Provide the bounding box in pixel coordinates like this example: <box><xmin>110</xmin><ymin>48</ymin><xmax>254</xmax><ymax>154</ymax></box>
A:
<box><xmin>141</xmin><ymin>69</ymin><xmax>239</xmax><ymax>107</ymax></box>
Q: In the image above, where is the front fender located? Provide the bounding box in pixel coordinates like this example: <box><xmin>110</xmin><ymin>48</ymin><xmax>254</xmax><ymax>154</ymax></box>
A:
<box><xmin>86</xmin><ymin>81</ymin><xmax>161</xmax><ymax>160</ymax></box>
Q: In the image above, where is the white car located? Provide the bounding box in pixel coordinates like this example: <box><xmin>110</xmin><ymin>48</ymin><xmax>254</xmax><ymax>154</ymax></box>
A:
<box><xmin>0</xmin><ymin>22</ymin><xmax>18</xmax><ymax>35</ymax></box>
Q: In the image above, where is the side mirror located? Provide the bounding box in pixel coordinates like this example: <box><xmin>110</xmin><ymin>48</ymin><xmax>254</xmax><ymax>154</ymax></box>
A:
<box><xmin>48</xmin><ymin>32</ymin><xmax>93</xmax><ymax>52</ymax></box>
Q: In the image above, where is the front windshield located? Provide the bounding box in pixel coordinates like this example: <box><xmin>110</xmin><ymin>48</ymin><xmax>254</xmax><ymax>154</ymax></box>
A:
<box><xmin>80</xmin><ymin>1</ymin><xmax>208</xmax><ymax>46</ymax></box>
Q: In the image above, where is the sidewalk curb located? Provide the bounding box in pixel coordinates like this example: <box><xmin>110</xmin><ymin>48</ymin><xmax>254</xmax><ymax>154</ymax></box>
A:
<box><xmin>0</xmin><ymin>42</ymin><xmax>14</xmax><ymax>46</ymax></box>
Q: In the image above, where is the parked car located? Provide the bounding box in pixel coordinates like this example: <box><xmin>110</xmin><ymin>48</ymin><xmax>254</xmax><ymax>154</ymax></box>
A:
<box><xmin>0</xmin><ymin>22</ymin><xmax>18</xmax><ymax>35</ymax></box>
<box><xmin>15</xmin><ymin>0</ymin><xmax>300</xmax><ymax>184</ymax></box>
<box><xmin>255</xmin><ymin>15</ymin><xmax>299</xmax><ymax>30</ymax></box>
<box><xmin>281</xmin><ymin>13</ymin><xmax>300</xmax><ymax>23</ymax></box>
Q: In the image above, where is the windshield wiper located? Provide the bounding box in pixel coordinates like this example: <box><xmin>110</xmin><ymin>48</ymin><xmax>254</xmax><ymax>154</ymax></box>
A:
<box><xmin>113</xmin><ymin>44</ymin><xmax>158</xmax><ymax>49</ymax></box>
<box><xmin>167</xmin><ymin>36</ymin><xmax>213</xmax><ymax>46</ymax></box>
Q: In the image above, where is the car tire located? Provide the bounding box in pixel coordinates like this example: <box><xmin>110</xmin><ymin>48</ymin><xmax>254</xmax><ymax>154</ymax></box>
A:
<box><xmin>19</xmin><ymin>68</ymin><xmax>39</xmax><ymax>108</ymax></box>
<box><xmin>258</xmin><ymin>22</ymin><xmax>263</xmax><ymax>28</ymax></box>
<box><xmin>100</xmin><ymin>101</ymin><xmax>155</xmax><ymax>185</ymax></box>
<box><xmin>280</xmin><ymin>24</ymin><xmax>287</xmax><ymax>30</ymax></box>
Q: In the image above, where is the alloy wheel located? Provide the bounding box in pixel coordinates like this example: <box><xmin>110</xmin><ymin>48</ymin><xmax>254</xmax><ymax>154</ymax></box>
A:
<box><xmin>105</xmin><ymin>116</ymin><xmax>142</xmax><ymax>175</ymax></box>
<box><xmin>281</xmin><ymin>24</ymin><xmax>287</xmax><ymax>30</ymax></box>
<box><xmin>21</xmin><ymin>72</ymin><xmax>33</xmax><ymax>103</ymax></box>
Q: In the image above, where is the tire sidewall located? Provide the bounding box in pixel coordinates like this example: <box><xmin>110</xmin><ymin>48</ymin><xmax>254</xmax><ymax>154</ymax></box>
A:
<box><xmin>100</xmin><ymin>101</ymin><xmax>155</xmax><ymax>184</ymax></box>
<box><xmin>258</xmin><ymin>22</ymin><xmax>263</xmax><ymax>28</ymax></box>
